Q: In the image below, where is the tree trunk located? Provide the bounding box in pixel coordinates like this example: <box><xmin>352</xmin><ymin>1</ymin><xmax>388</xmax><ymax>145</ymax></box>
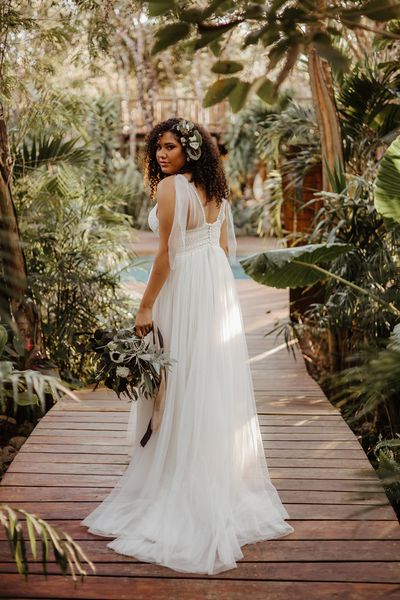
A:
<box><xmin>307</xmin><ymin>48</ymin><xmax>344</xmax><ymax>191</ymax></box>
<box><xmin>307</xmin><ymin>0</ymin><xmax>344</xmax><ymax>191</ymax></box>
<box><xmin>0</xmin><ymin>104</ymin><xmax>40</xmax><ymax>346</ymax></box>
<box><xmin>117</xmin><ymin>27</ymin><xmax>153</xmax><ymax>134</ymax></box>
<box><xmin>119</xmin><ymin>46</ymin><xmax>137</xmax><ymax>162</ymax></box>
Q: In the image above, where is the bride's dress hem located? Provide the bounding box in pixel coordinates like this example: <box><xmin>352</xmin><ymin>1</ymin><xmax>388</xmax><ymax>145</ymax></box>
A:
<box><xmin>80</xmin><ymin>517</ymin><xmax>295</xmax><ymax>575</ymax></box>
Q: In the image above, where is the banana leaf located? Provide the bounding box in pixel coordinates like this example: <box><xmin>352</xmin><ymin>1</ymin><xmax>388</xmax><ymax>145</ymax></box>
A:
<box><xmin>374</xmin><ymin>135</ymin><xmax>400</xmax><ymax>224</ymax></box>
<box><xmin>239</xmin><ymin>243</ymin><xmax>353</xmax><ymax>288</ymax></box>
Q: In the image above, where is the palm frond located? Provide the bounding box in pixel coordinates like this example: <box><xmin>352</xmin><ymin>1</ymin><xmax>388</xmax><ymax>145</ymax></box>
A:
<box><xmin>0</xmin><ymin>504</ymin><xmax>96</xmax><ymax>579</ymax></box>
<box><xmin>13</xmin><ymin>134</ymin><xmax>90</xmax><ymax>178</ymax></box>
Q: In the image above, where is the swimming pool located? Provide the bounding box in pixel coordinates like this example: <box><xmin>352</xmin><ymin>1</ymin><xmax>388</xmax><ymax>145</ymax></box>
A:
<box><xmin>121</xmin><ymin>255</ymin><xmax>250</xmax><ymax>283</ymax></box>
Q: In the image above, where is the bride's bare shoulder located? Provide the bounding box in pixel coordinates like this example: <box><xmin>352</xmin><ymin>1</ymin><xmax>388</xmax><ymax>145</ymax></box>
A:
<box><xmin>156</xmin><ymin>176</ymin><xmax>176</xmax><ymax>213</ymax></box>
<box><xmin>156</xmin><ymin>175</ymin><xmax>176</xmax><ymax>194</ymax></box>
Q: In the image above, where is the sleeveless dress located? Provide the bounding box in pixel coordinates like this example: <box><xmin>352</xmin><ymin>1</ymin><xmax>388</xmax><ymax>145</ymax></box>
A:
<box><xmin>80</xmin><ymin>173</ymin><xmax>294</xmax><ymax>575</ymax></box>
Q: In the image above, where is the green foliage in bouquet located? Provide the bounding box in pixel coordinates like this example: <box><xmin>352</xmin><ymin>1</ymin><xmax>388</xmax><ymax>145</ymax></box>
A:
<box><xmin>84</xmin><ymin>327</ymin><xmax>175</xmax><ymax>401</ymax></box>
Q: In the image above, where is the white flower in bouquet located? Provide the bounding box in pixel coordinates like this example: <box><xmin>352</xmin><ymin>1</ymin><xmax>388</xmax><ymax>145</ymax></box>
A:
<box><xmin>109</xmin><ymin>351</ymin><xmax>126</xmax><ymax>363</ymax></box>
<box><xmin>116</xmin><ymin>366</ymin><xmax>130</xmax><ymax>378</ymax></box>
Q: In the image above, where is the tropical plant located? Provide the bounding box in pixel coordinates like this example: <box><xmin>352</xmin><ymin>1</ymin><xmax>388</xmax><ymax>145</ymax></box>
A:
<box><xmin>1</xmin><ymin>504</ymin><xmax>96</xmax><ymax>579</ymax></box>
<box><xmin>0</xmin><ymin>323</ymin><xmax>80</xmax><ymax>418</ymax></box>
<box><xmin>224</xmin><ymin>95</ymin><xmax>291</xmax><ymax>191</ymax></box>
<box><xmin>241</xmin><ymin>135</ymin><xmax>400</xmax><ymax>487</ymax></box>
<box><xmin>13</xmin><ymin>162</ymin><xmax>137</xmax><ymax>384</ymax></box>
<box><xmin>326</xmin><ymin>324</ymin><xmax>400</xmax><ymax>429</ymax></box>
<box><xmin>255</xmin><ymin>103</ymin><xmax>318</xmax><ymax>167</ymax></box>
<box><xmin>374</xmin><ymin>434</ymin><xmax>400</xmax><ymax>507</ymax></box>
<box><xmin>146</xmin><ymin>0</ymin><xmax>400</xmax><ymax>189</ymax></box>
<box><xmin>13</xmin><ymin>134</ymin><xmax>90</xmax><ymax>179</ymax></box>
<box><xmin>374</xmin><ymin>133</ymin><xmax>400</xmax><ymax>223</ymax></box>
<box><xmin>240</xmin><ymin>242</ymin><xmax>400</xmax><ymax>318</ymax></box>
<box><xmin>338</xmin><ymin>59</ymin><xmax>400</xmax><ymax>174</ymax></box>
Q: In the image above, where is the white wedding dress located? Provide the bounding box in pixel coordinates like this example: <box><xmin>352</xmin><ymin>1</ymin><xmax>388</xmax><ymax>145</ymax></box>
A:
<box><xmin>80</xmin><ymin>173</ymin><xmax>294</xmax><ymax>574</ymax></box>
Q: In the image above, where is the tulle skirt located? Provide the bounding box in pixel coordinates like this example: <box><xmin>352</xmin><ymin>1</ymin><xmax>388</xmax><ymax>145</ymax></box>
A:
<box><xmin>80</xmin><ymin>243</ymin><xmax>294</xmax><ymax>575</ymax></box>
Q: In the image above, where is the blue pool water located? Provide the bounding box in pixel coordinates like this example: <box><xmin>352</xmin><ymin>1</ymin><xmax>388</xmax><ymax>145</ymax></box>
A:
<box><xmin>121</xmin><ymin>255</ymin><xmax>249</xmax><ymax>283</ymax></box>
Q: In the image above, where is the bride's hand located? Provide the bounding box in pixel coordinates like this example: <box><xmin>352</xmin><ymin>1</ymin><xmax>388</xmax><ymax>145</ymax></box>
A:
<box><xmin>134</xmin><ymin>307</ymin><xmax>153</xmax><ymax>338</ymax></box>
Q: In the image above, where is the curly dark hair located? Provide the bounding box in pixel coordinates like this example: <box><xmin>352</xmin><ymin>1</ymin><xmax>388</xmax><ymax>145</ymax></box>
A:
<box><xmin>143</xmin><ymin>117</ymin><xmax>229</xmax><ymax>207</ymax></box>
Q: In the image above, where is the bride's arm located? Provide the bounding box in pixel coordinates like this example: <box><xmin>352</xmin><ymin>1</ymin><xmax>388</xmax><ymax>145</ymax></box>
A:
<box><xmin>134</xmin><ymin>177</ymin><xmax>175</xmax><ymax>337</ymax></box>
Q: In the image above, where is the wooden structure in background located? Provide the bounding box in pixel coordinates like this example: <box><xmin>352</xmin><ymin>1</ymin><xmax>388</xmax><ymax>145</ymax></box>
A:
<box><xmin>0</xmin><ymin>250</ymin><xmax>399</xmax><ymax>597</ymax></box>
<box><xmin>127</xmin><ymin>97</ymin><xmax>229</xmax><ymax>137</ymax></box>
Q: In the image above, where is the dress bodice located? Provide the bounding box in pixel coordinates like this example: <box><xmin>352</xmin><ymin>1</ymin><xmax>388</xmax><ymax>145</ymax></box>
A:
<box><xmin>148</xmin><ymin>175</ymin><xmax>226</xmax><ymax>255</ymax></box>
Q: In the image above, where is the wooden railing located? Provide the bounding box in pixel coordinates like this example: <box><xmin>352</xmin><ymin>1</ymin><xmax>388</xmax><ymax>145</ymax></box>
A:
<box><xmin>128</xmin><ymin>97</ymin><xmax>229</xmax><ymax>135</ymax></box>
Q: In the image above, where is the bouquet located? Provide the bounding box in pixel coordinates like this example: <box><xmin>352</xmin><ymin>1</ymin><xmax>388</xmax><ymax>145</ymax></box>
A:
<box><xmin>85</xmin><ymin>326</ymin><xmax>175</xmax><ymax>402</ymax></box>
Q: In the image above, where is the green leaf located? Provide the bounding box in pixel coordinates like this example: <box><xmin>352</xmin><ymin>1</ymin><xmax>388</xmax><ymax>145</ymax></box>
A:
<box><xmin>211</xmin><ymin>60</ymin><xmax>243</xmax><ymax>74</ymax></box>
<box><xmin>254</xmin><ymin>77</ymin><xmax>276</xmax><ymax>104</ymax></box>
<box><xmin>243</xmin><ymin>23</ymin><xmax>281</xmax><ymax>47</ymax></box>
<box><xmin>13</xmin><ymin>134</ymin><xmax>89</xmax><ymax>178</ymax></box>
<box><xmin>12</xmin><ymin>334</ymin><xmax>25</xmax><ymax>355</ymax></box>
<box><xmin>16</xmin><ymin>391</ymin><xmax>38</xmax><ymax>406</ymax></box>
<box><xmin>0</xmin><ymin>325</ymin><xmax>7</xmax><ymax>355</ymax></box>
<box><xmin>147</xmin><ymin>0</ymin><xmax>175</xmax><ymax>17</ymax></box>
<box><xmin>374</xmin><ymin>135</ymin><xmax>400</xmax><ymax>223</ymax></box>
<box><xmin>179</xmin><ymin>7</ymin><xmax>203</xmax><ymax>23</ymax></box>
<box><xmin>358</xmin><ymin>0</ymin><xmax>400</xmax><ymax>22</ymax></box>
<box><xmin>228</xmin><ymin>81</ymin><xmax>251</xmax><ymax>112</ymax></box>
<box><xmin>209</xmin><ymin>39</ymin><xmax>222</xmax><ymax>56</ymax></box>
<box><xmin>151</xmin><ymin>23</ymin><xmax>191</xmax><ymax>55</ymax></box>
<box><xmin>201</xmin><ymin>0</ymin><xmax>234</xmax><ymax>20</ymax></box>
<box><xmin>387</xmin><ymin>323</ymin><xmax>400</xmax><ymax>351</ymax></box>
<box><xmin>203</xmin><ymin>77</ymin><xmax>239</xmax><ymax>107</ymax></box>
<box><xmin>25</xmin><ymin>515</ymin><xmax>38</xmax><ymax>560</ymax></box>
<box><xmin>194</xmin><ymin>22</ymin><xmax>237</xmax><ymax>50</ymax></box>
<box><xmin>0</xmin><ymin>360</ymin><xmax>13</xmax><ymax>377</ymax></box>
<box><xmin>268</xmin><ymin>38</ymin><xmax>290</xmax><ymax>70</ymax></box>
<box><xmin>239</xmin><ymin>243</ymin><xmax>353</xmax><ymax>288</ymax></box>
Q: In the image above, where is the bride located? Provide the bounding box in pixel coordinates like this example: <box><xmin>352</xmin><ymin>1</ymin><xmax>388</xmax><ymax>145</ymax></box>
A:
<box><xmin>80</xmin><ymin>117</ymin><xmax>294</xmax><ymax>575</ymax></box>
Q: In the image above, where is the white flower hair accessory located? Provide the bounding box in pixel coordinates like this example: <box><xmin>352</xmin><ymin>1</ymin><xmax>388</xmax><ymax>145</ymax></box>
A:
<box><xmin>173</xmin><ymin>119</ymin><xmax>202</xmax><ymax>161</ymax></box>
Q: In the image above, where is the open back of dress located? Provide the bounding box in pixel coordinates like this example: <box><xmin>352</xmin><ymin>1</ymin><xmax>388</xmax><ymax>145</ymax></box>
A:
<box><xmin>148</xmin><ymin>174</ymin><xmax>237</xmax><ymax>268</ymax></box>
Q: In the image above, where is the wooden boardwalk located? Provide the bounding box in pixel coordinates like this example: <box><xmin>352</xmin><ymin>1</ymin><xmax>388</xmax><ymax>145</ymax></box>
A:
<box><xmin>0</xmin><ymin>275</ymin><xmax>399</xmax><ymax>598</ymax></box>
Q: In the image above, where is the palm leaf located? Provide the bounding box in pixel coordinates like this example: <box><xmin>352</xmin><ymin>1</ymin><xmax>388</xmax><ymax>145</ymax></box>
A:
<box><xmin>13</xmin><ymin>134</ymin><xmax>90</xmax><ymax>178</ymax></box>
<box><xmin>0</xmin><ymin>505</ymin><xmax>96</xmax><ymax>579</ymax></box>
<box><xmin>374</xmin><ymin>134</ymin><xmax>400</xmax><ymax>223</ymax></box>
<box><xmin>240</xmin><ymin>243</ymin><xmax>400</xmax><ymax>318</ymax></box>
<box><xmin>239</xmin><ymin>243</ymin><xmax>353</xmax><ymax>288</ymax></box>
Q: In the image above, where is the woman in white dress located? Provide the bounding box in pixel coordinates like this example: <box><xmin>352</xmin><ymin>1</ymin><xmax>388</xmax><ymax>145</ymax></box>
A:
<box><xmin>80</xmin><ymin>118</ymin><xmax>294</xmax><ymax>575</ymax></box>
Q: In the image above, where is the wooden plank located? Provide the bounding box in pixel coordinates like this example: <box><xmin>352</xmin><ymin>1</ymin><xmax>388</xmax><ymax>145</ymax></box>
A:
<box><xmin>1</xmin><ymin>519</ymin><xmax>399</xmax><ymax>542</ymax></box>
<box><xmin>31</xmin><ymin>428</ymin><xmax>362</xmax><ymax>441</ymax></box>
<box><xmin>3</xmin><ymin>456</ymin><xmax>374</xmax><ymax>470</ymax></box>
<box><xmin>0</xmin><ymin>575</ymin><xmax>399</xmax><ymax>599</ymax></box>
<box><xmin>13</xmin><ymin>446</ymin><xmax>369</xmax><ymax>459</ymax></box>
<box><xmin>1</xmin><ymin>502</ymin><xmax>394</xmax><ymax>520</ymax></box>
<box><xmin>0</xmin><ymin>486</ymin><xmax>389</xmax><ymax>505</ymax></box>
<box><xmin>1</xmin><ymin>539</ymin><xmax>400</xmax><ymax>562</ymax></box>
<box><xmin>5</xmin><ymin>460</ymin><xmax>378</xmax><ymax>480</ymax></box>
<box><xmin>1</xmin><ymin>472</ymin><xmax>385</xmax><ymax>492</ymax></box>
<box><xmin>2</xmin><ymin>561</ymin><xmax>400</xmax><ymax>584</ymax></box>
<box><xmin>22</xmin><ymin>439</ymin><xmax>364</xmax><ymax>450</ymax></box>
<box><xmin>41</xmin><ymin>416</ymin><xmax>349</xmax><ymax>427</ymax></box>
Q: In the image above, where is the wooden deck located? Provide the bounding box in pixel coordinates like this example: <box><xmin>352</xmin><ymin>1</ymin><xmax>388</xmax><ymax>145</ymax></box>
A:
<box><xmin>0</xmin><ymin>273</ymin><xmax>399</xmax><ymax>597</ymax></box>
